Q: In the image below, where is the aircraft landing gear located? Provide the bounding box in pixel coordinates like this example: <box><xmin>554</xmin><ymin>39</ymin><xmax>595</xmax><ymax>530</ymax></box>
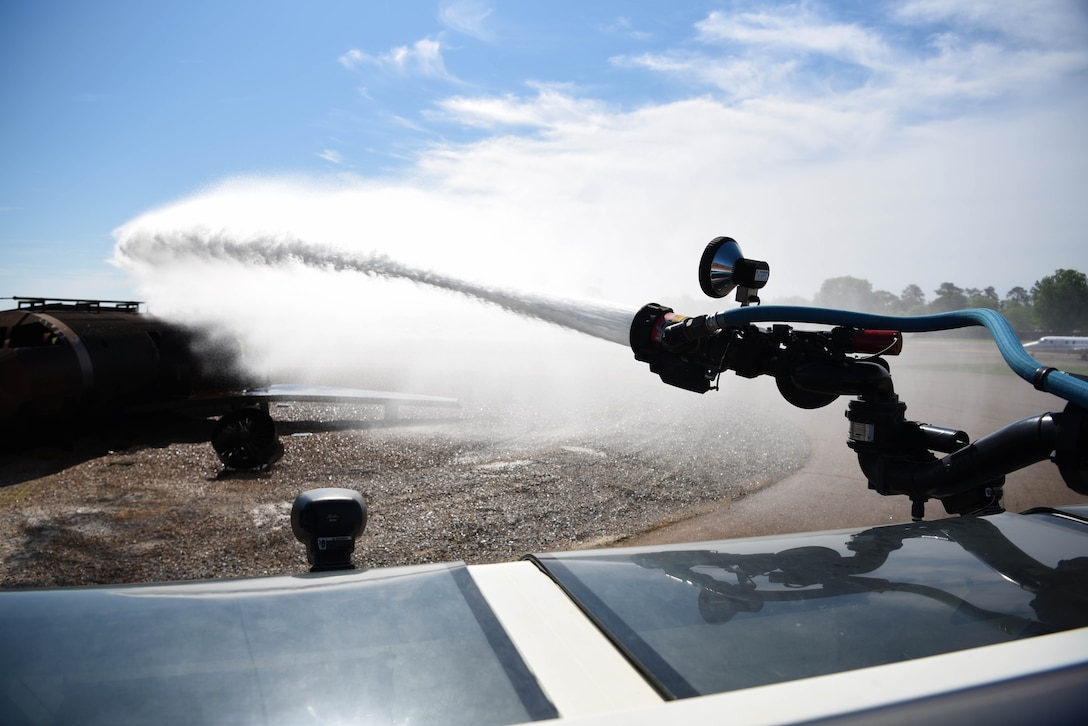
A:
<box><xmin>211</xmin><ymin>406</ymin><xmax>284</xmax><ymax>470</ymax></box>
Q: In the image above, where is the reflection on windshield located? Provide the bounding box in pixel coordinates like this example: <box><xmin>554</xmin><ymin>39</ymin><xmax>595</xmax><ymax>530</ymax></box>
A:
<box><xmin>533</xmin><ymin>515</ymin><xmax>1088</xmax><ymax>699</ymax></box>
<box><xmin>0</xmin><ymin>564</ymin><xmax>556</xmax><ymax>725</ymax></box>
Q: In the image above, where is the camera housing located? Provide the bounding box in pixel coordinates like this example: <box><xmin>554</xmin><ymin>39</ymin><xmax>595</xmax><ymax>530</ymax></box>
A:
<box><xmin>291</xmin><ymin>488</ymin><xmax>368</xmax><ymax>572</ymax></box>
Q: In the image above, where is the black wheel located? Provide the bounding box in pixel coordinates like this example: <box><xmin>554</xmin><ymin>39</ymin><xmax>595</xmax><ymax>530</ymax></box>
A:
<box><xmin>211</xmin><ymin>408</ymin><xmax>283</xmax><ymax>469</ymax></box>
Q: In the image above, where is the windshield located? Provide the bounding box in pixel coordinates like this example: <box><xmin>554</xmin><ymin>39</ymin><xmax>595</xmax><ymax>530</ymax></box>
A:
<box><xmin>531</xmin><ymin>513</ymin><xmax>1088</xmax><ymax>699</ymax></box>
<box><xmin>0</xmin><ymin>563</ymin><xmax>556</xmax><ymax>725</ymax></box>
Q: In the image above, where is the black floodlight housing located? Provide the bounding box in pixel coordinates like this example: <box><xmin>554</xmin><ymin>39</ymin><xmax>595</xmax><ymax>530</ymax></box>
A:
<box><xmin>291</xmin><ymin>488</ymin><xmax>368</xmax><ymax>572</ymax></box>
<box><xmin>698</xmin><ymin>236</ymin><xmax>770</xmax><ymax>306</ymax></box>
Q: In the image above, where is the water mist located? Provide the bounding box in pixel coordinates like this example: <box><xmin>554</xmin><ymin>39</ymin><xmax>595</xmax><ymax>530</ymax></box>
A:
<box><xmin>114</xmin><ymin>231</ymin><xmax>637</xmax><ymax>348</ymax></box>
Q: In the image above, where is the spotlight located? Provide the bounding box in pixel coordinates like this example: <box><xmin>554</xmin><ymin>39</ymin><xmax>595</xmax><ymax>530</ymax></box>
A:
<box><xmin>698</xmin><ymin>237</ymin><xmax>770</xmax><ymax>305</ymax></box>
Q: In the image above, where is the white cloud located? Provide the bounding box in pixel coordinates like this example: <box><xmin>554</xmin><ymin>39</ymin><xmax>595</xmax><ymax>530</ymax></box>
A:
<box><xmin>439</xmin><ymin>0</ymin><xmax>493</xmax><ymax>41</ymax></box>
<box><xmin>616</xmin><ymin>7</ymin><xmax>893</xmax><ymax>103</ymax></box>
<box><xmin>599</xmin><ymin>16</ymin><xmax>653</xmax><ymax>42</ymax></box>
<box><xmin>316</xmin><ymin>149</ymin><xmax>345</xmax><ymax>164</ymax></box>
<box><xmin>618</xmin><ymin>1</ymin><xmax>1088</xmax><ymax>117</ymax></box>
<box><xmin>338</xmin><ymin>38</ymin><xmax>458</xmax><ymax>82</ymax></box>
<box><xmin>113</xmin><ymin>3</ymin><xmax>1088</xmax><ymax>384</ymax></box>
<box><xmin>429</xmin><ymin>82</ymin><xmax>609</xmax><ymax>130</ymax></box>
<box><xmin>894</xmin><ymin>0</ymin><xmax>1088</xmax><ymax>46</ymax></box>
<box><xmin>115</xmin><ymin>80</ymin><xmax>1087</xmax><ymax>311</ymax></box>
<box><xmin>614</xmin><ymin>51</ymin><xmax>797</xmax><ymax>101</ymax></box>
<box><xmin>695</xmin><ymin>7</ymin><xmax>893</xmax><ymax>70</ymax></box>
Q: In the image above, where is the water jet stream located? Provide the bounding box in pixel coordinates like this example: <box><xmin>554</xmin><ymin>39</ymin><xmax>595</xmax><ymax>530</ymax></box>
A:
<box><xmin>114</xmin><ymin>232</ymin><xmax>636</xmax><ymax>346</ymax></box>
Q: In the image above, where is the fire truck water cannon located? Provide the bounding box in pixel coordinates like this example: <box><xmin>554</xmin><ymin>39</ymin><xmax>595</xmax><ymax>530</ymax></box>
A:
<box><xmin>629</xmin><ymin>236</ymin><xmax>1088</xmax><ymax>520</ymax></box>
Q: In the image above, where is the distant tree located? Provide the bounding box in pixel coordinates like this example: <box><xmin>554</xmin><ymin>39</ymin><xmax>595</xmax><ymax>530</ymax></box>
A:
<box><xmin>1031</xmin><ymin>269</ymin><xmax>1088</xmax><ymax>332</ymax></box>
<box><xmin>966</xmin><ymin>286</ymin><xmax>999</xmax><ymax>310</ymax></box>
<box><xmin>900</xmin><ymin>284</ymin><xmax>926</xmax><ymax>314</ymax></box>
<box><xmin>930</xmin><ymin>282</ymin><xmax>967</xmax><ymax>313</ymax></box>
<box><xmin>1004</xmin><ymin>286</ymin><xmax>1031</xmax><ymax>306</ymax></box>
<box><xmin>814</xmin><ymin>276</ymin><xmax>877</xmax><ymax>311</ymax></box>
<box><xmin>769</xmin><ymin>294</ymin><xmax>813</xmax><ymax>307</ymax></box>
<box><xmin>873</xmin><ymin>289</ymin><xmax>902</xmax><ymax>314</ymax></box>
<box><xmin>1000</xmin><ymin>287</ymin><xmax>1035</xmax><ymax>335</ymax></box>
<box><xmin>1001</xmin><ymin>299</ymin><xmax>1035</xmax><ymax>335</ymax></box>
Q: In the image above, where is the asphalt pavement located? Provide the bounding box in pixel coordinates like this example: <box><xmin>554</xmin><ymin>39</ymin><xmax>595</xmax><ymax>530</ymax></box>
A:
<box><xmin>627</xmin><ymin>338</ymin><xmax>1088</xmax><ymax>545</ymax></box>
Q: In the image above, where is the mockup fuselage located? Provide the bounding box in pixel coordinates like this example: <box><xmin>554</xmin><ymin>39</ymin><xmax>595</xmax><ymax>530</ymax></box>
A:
<box><xmin>1024</xmin><ymin>336</ymin><xmax>1088</xmax><ymax>359</ymax></box>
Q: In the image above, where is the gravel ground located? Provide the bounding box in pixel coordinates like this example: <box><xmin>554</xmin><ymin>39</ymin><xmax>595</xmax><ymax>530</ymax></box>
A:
<box><xmin>4</xmin><ymin>336</ymin><xmax>1082</xmax><ymax>591</ymax></box>
<box><xmin>0</xmin><ymin>381</ymin><xmax>808</xmax><ymax>589</ymax></box>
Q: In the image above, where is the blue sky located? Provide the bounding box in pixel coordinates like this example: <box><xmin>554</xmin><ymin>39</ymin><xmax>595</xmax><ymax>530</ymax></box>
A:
<box><xmin>2</xmin><ymin>0</ymin><xmax>1087</xmax><ymax>315</ymax></box>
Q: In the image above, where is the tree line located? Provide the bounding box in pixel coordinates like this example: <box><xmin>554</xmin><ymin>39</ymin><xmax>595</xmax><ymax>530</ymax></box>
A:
<box><xmin>798</xmin><ymin>268</ymin><xmax>1088</xmax><ymax>335</ymax></box>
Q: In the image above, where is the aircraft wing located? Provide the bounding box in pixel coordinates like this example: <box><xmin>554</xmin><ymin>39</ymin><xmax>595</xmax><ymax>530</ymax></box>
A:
<box><xmin>136</xmin><ymin>384</ymin><xmax>459</xmax><ymax>419</ymax></box>
<box><xmin>219</xmin><ymin>384</ymin><xmax>459</xmax><ymax>408</ymax></box>
<box><xmin>182</xmin><ymin>384</ymin><xmax>460</xmax><ymax>470</ymax></box>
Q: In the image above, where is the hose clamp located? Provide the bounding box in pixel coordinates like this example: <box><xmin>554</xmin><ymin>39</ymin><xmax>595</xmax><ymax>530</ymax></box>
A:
<box><xmin>1033</xmin><ymin>366</ymin><xmax>1057</xmax><ymax>391</ymax></box>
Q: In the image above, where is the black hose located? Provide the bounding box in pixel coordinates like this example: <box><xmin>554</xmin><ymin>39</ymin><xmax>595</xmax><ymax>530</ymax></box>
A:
<box><xmin>857</xmin><ymin>413</ymin><xmax>1061</xmax><ymax>500</ymax></box>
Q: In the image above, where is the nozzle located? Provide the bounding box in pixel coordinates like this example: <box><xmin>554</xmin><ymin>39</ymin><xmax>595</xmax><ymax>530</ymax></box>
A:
<box><xmin>629</xmin><ymin>302</ymin><xmax>678</xmax><ymax>352</ymax></box>
<box><xmin>630</xmin><ymin>303</ymin><xmax>716</xmax><ymax>393</ymax></box>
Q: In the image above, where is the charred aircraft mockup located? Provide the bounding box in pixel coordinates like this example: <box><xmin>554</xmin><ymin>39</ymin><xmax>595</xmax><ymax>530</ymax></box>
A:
<box><xmin>0</xmin><ymin>297</ymin><xmax>457</xmax><ymax>469</ymax></box>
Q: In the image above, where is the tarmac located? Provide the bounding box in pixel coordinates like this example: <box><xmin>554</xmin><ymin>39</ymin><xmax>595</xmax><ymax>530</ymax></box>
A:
<box><xmin>2</xmin><ymin>335</ymin><xmax>1085</xmax><ymax>588</ymax></box>
<box><xmin>627</xmin><ymin>339</ymin><xmax>1088</xmax><ymax>545</ymax></box>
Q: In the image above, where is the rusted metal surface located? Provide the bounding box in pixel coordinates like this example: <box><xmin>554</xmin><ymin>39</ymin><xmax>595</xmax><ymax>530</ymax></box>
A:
<box><xmin>0</xmin><ymin>298</ymin><xmax>458</xmax><ymax>470</ymax></box>
<box><xmin>0</xmin><ymin>298</ymin><xmax>237</xmax><ymax>429</ymax></box>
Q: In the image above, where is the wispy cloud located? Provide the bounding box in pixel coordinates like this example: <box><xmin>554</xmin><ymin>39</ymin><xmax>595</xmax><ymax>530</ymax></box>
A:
<box><xmin>695</xmin><ymin>7</ymin><xmax>892</xmax><ymax>69</ymax></box>
<box><xmin>338</xmin><ymin>38</ymin><xmax>459</xmax><ymax>82</ymax></box>
<box><xmin>599</xmin><ymin>16</ymin><xmax>653</xmax><ymax>42</ymax></box>
<box><xmin>316</xmin><ymin>149</ymin><xmax>345</xmax><ymax>164</ymax></box>
<box><xmin>614</xmin><ymin>1</ymin><xmax>1088</xmax><ymax>116</ymax></box>
<box><xmin>439</xmin><ymin>0</ymin><xmax>493</xmax><ymax>41</ymax></box>
<box><xmin>429</xmin><ymin>82</ymin><xmax>609</xmax><ymax>130</ymax></box>
<box><xmin>612</xmin><ymin>6</ymin><xmax>891</xmax><ymax>104</ymax></box>
<box><xmin>894</xmin><ymin>0</ymin><xmax>1088</xmax><ymax>46</ymax></box>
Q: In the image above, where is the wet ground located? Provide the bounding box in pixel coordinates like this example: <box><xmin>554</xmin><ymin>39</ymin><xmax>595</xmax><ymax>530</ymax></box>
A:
<box><xmin>0</xmin><ymin>338</ymin><xmax>806</xmax><ymax>587</ymax></box>
<box><xmin>630</xmin><ymin>337</ymin><xmax>1088</xmax><ymax>544</ymax></box>
<box><xmin>1</xmin><ymin>335</ymin><xmax>1084</xmax><ymax>589</ymax></box>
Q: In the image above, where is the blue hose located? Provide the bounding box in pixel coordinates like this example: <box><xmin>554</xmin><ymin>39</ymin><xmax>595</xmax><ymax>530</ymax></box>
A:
<box><xmin>708</xmin><ymin>306</ymin><xmax>1088</xmax><ymax>409</ymax></box>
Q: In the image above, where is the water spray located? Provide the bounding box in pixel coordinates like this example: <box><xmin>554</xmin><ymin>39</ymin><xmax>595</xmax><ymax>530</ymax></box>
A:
<box><xmin>114</xmin><ymin>231</ymin><xmax>636</xmax><ymax>347</ymax></box>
